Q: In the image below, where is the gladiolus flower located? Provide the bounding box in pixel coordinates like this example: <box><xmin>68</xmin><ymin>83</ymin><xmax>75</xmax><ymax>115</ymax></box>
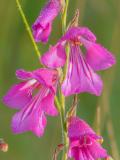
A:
<box><xmin>68</xmin><ymin>117</ymin><xmax>109</xmax><ymax>160</ymax></box>
<box><xmin>32</xmin><ymin>0</ymin><xmax>61</xmax><ymax>43</ymax></box>
<box><xmin>41</xmin><ymin>27</ymin><xmax>116</xmax><ymax>96</ymax></box>
<box><xmin>3</xmin><ymin>68</ymin><xmax>59</xmax><ymax>137</ymax></box>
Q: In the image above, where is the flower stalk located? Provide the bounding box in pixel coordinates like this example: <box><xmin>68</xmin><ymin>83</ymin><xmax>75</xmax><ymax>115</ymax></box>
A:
<box><xmin>60</xmin><ymin>0</ymin><xmax>69</xmax><ymax>159</ymax></box>
<box><xmin>61</xmin><ymin>0</ymin><xmax>69</xmax><ymax>33</ymax></box>
<box><xmin>16</xmin><ymin>0</ymin><xmax>41</xmax><ymax>58</ymax></box>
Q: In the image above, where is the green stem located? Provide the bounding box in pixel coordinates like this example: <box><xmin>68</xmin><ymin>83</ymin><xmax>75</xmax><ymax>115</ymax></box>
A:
<box><xmin>16</xmin><ymin>0</ymin><xmax>41</xmax><ymax>58</ymax></box>
<box><xmin>59</xmin><ymin>90</ymin><xmax>68</xmax><ymax>160</ymax></box>
<box><xmin>63</xmin><ymin>44</ymin><xmax>70</xmax><ymax>81</ymax></box>
<box><xmin>60</xmin><ymin>1</ymin><xmax>69</xmax><ymax>160</ymax></box>
<box><xmin>61</xmin><ymin>0</ymin><xmax>69</xmax><ymax>33</ymax></box>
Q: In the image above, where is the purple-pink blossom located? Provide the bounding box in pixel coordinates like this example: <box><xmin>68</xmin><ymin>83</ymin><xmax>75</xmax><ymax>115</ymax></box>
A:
<box><xmin>68</xmin><ymin>117</ymin><xmax>109</xmax><ymax>160</ymax></box>
<box><xmin>32</xmin><ymin>0</ymin><xmax>61</xmax><ymax>43</ymax></box>
<box><xmin>3</xmin><ymin>68</ymin><xmax>59</xmax><ymax>137</ymax></box>
<box><xmin>41</xmin><ymin>27</ymin><xmax>116</xmax><ymax>96</ymax></box>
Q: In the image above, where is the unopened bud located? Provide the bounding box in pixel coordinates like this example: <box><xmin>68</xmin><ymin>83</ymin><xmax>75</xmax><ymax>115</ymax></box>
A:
<box><xmin>0</xmin><ymin>143</ymin><xmax>8</xmax><ymax>152</ymax></box>
<box><xmin>0</xmin><ymin>139</ymin><xmax>8</xmax><ymax>152</ymax></box>
<box><xmin>67</xmin><ymin>95</ymin><xmax>78</xmax><ymax>118</ymax></box>
<box><xmin>68</xmin><ymin>9</ymin><xmax>80</xmax><ymax>29</ymax></box>
<box><xmin>53</xmin><ymin>144</ymin><xmax>64</xmax><ymax>160</ymax></box>
<box><xmin>60</xmin><ymin>0</ymin><xmax>65</xmax><ymax>13</ymax></box>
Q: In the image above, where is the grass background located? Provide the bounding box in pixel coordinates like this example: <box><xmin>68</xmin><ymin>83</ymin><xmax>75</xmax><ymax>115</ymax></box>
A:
<box><xmin>0</xmin><ymin>0</ymin><xmax>120</xmax><ymax>159</ymax></box>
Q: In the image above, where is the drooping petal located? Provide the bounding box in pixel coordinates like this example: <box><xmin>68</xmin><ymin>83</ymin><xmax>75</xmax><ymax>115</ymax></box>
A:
<box><xmin>80</xmin><ymin>37</ymin><xmax>116</xmax><ymax>71</ymax></box>
<box><xmin>32</xmin><ymin>0</ymin><xmax>61</xmax><ymax>43</ymax></box>
<box><xmin>68</xmin><ymin>117</ymin><xmax>100</xmax><ymax>140</ymax></box>
<box><xmin>41</xmin><ymin>43</ymin><xmax>66</xmax><ymax>68</ymax></box>
<box><xmin>2</xmin><ymin>81</ymin><xmax>34</xmax><ymax>109</ymax></box>
<box><xmin>59</xmin><ymin>27</ymin><xmax>96</xmax><ymax>43</ymax></box>
<box><xmin>88</xmin><ymin>138</ymin><xmax>108</xmax><ymax>159</ymax></box>
<box><xmin>41</xmin><ymin>92</ymin><xmax>58</xmax><ymax>116</ymax></box>
<box><xmin>62</xmin><ymin>45</ymin><xmax>103</xmax><ymax>96</ymax></box>
<box><xmin>12</xmin><ymin>93</ymin><xmax>47</xmax><ymax>137</ymax></box>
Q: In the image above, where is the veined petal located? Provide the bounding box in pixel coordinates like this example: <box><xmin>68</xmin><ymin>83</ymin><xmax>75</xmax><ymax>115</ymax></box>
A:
<box><xmin>32</xmin><ymin>68</ymin><xmax>58</xmax><ymax>92</ymax></box>
<box><xmin>12</xmin><ymin>93</ymin><xmax>47</xmax><ymax>137</ymax></box>
<box><xmin>16</xmin><ymin>68</ymin><xmax>58</xmax><ymax>91</ymax></box>
<box><xmin>16</xmin><ymin>69</ymin><xmax>32</xmax><ymax>80</ymax></box>
<box><xmin>16</xmin><ymin>68</ymin><xmax>58</xmax><ymax>95</ymax></box>
<box><xmin>41</xmin><ymin>44</ymin><xmax>66</xmax><ymax>68</ymax></box>
<box><xmin>84</xmin><ymin>149</ymin><xmax>95</xmax><ymax>160</ymax></box>
<box><xmin>68</xmin><ymin>117</ymin><xmax>100</xmax><ymax>140</ymax></box>
<box><xmin>62</xmin><ymin>45</ymin><xmax>103</xmax><ymax>96</ymax></box>
<box><xmin>2</xmin><ymin>81</ymin><xmax>34</xmax><ymax>109</ymax></box>
<box><xmin>80</xmin><ymin>37</ymin><xmax>116</xmax><ymax>71</ymax></box>
<box><xmin>88</xmin><ymin>138</ymin><xmax>108</xmax><ymax>159</ymax></box>
<box><xmin>41</xmin><ymin>92</ymin><xmax>58</xmax><ymax>116</ymax></box>
<box><xmin>32</xmin><ymin>0</ymin><xmax>61</xmax><ymax>43</ymax></box>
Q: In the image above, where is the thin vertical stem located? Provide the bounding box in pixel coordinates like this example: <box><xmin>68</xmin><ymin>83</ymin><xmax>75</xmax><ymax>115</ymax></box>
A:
<box><xmin>16</xmin><ymin>0</ymin><xmax>41</xmax><ymax>58</ymax></box>
<box><xmin>58</xmin><ymin>85</ymin><xmax>68</xmax><ymax>160</ymax></box>
<box><xmin>60</xmin><ymin>0</ymin><xmax>69</xmax><ymax>160</ymax></box>
<box><xmin>61</xmin><ymin>0</ymin><xmax>69</xmax><ymax>33</ymax></box>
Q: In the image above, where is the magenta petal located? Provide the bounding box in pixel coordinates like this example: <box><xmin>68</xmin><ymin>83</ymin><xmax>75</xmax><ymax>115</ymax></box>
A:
<box><xmin>88</xmin><ymin>138</ymin><xmax>108</xmax><ymax>159</ymax></box>
<box><xmin>69</xmin><ymin>148</ymin><xmax>80</xmax><ymax>160</ymax></box>
<box><xmin>12</xmin><ymin>94</ymin><xmax>47</xmax><ymax>137</ymax></box>
<box><xmin>16</xmin><ymin>69</ymin><xmax>32</xmax><ymax>80</ymax></box>
<box><xmin>32</xmin><ymin>68</ymin><xmax>58</xmax><ymax>92</ymax></box>
<box><xmin>32</xmin><ymin>0</ymin><xmax>61</xmax><ymax>43</ymax></box>
<box><xmin>2</xmin><ymin>81</ymin><xmax>33</xmax><ymax>109</ymax></box>
<box><xmin>41</xmin><ymin>93</ymin><xmax>58</xmax><ymax>116</ymax></box>
<box><xmin>32</xmin><ymin>22</ymin><xmax>52</xmax><ymax>43</ymax></box>
<box><xmin>62</xmin><ymin>46</ymin><xmax>103</xmax><ymax>96</ymax></box>
<box><xmin>86</xmin><ymin>43</ymin><xmax>116</xmax><ymax>71</ymax></box>
<box><xmin>16</xmin><ymin>68</ymin><xmax>58</xmax><ymax>92</ymax></box>
<box><xmin>80</xmin><ymin>38</ymin><xmax>116</xmax><ymax>71</ymax></box>
<box><xmin>60</xmin><ymin>27</ymin><xmax>96</xmax><ymax>43</ymax></box>
<box><xmin>38</xmin><ymin>23</ymin><xmax>52</xmax><ymax>43</ymax></box>
<box><xmin>68</xmin><ymin>117</ymin><xmax>100</xmax><ymax>140</ymax></box>
<box><xmin>68</xmin><ymin>117</ymin><xmax>109</xmax><ymax>160</ymax></box>
<box><xmin>41</xmin><ymin>44</ymin><xmax>66</xmax><ymax>68</ymax></box>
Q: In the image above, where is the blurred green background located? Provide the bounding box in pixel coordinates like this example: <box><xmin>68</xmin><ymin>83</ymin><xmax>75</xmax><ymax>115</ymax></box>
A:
<box><xmin>0</xmin><ymin>0</ymin><xmax>120</xmax><ymax>159</ymax></box>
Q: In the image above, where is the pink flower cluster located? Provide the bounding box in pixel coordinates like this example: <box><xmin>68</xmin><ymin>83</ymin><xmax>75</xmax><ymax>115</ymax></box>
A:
<box><xmin>3</xmin><ymin>0</ymin><xmax>115</xmax><ymax>159</ymax></box>
<box><xmin>68</xmin><ymin>117</ymin><xmax>109</xmax><ymax>160</ymax></box>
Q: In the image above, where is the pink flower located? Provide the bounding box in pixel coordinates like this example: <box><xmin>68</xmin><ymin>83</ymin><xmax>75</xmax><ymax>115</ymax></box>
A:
<box><xmin>3</xmin><ymin>68</ymin><xmax>59</xmax><ymax>137</ymax></box>
<box><xmin>32</xmin><ymin>0</ymin><xmax>61</xmax><ymax>43</ymax></box>
<box><xmin>41</xmin><ymin>27</ymin><xmax>116</xmax><ymax>96</ymax></box>
<box><xmin>68</xmin><ymin>117</ymin><xmax>109</xmax><ymax>160</ymax></box>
